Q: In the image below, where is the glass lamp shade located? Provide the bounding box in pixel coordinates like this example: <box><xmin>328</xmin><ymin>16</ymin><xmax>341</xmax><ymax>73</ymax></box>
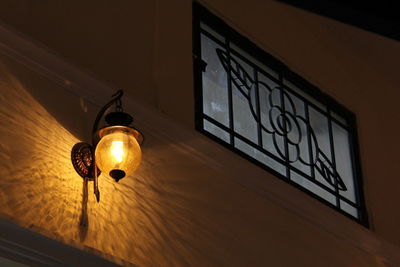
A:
<box><xmin>94</xmin><ymin>126</ymin><xmax>142</xmax><ymax>181</ymax></box>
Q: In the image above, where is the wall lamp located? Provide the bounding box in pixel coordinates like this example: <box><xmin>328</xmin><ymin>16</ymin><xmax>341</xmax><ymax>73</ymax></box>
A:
<box><xmin>71</xmin><ymin>90</ymin><xmax>143</xmax><ymax>201</ymax></box>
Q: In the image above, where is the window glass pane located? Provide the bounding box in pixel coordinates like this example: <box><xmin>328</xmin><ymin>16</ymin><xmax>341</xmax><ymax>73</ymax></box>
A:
<box><xmin>283</xmin><ymin>79</ymin><xmax>326</xmax><ymax>112</ymax></box>
<box><xmin>287</xmin><ymin>91</ymin><xmax>305</xmax><ymax>117</ymax></box>
<box><xmin>232</xmin><ymin>84</ymin><xmax>258</xmax><ymax>143</ymax></box>
<box><xmin>258</xmin><ymin>70</ymin><xmax>279</xmax><ymax>90</ymax></box>
<box><xmin>340</xmin><ymin>200</ymin><xmax>358</xmax><ymax>218</ymax></box>
<box><xmin>200</xmin><ymin>22</ymin><xmax>225</xmax><ymax>42</ymax></box>
<box><xmin>331</xmin><ymin>111</ymin><xmax>348</xmax><ymax>127</ymax></box>
<box><xmin>262</xmin><ymin>130</ymin><xmax>281</xmax><ymax>159</ymax></box>
<box><xmin>235</xmin><ymin>138</ymin><xmax>286</xmax><ymax>176</ymax></box>
<box><xmin>291</xmin><ymin>171</ymin><xmax>336</xmax><ymax>205</ymax></box>
<box><xmin>309</xmin><ymin>107</ymin><xmax>334</xmax><ymax>190</ymax></box>
<box><xmin>203</xmin><ymin>119</ymin><xmax>230</xmax><ymax>143</ymax></box>
<box><xmin>229</xmin><ymin>54</ymin><xmax>258</xmax><ymax>143</ymax></box>
<box><xmin>230</xmin><ymin>53</ymin><xmax>254</xmax><ymax>85</ymax></box>
<box><xmin>231</xmin><ymin>43</ymin><xmax>279</xmax><ymax>79</ymax></box>
<box><xmin>333</xmin><ymin>122</ymin><xmax>356</xmax><ymax>202</ymax></box>
<box><xmin>201</xmin><ymin>34</ymin><xmax>229</xmax><ymax>126</ymax></box>
<box><xmin>258</xmin><ymin>72</ymin><xmax>286</xmax><ymax>159</ymax></box>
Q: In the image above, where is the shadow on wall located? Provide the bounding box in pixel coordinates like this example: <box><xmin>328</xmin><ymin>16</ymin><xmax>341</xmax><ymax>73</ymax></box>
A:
<box><xmin>0</xmin><ymin>60</ymin><xmax>83</xmax><ymax>238</ymax></box>
<box><xmin>0</xmin><ymin>57</ymin><xmax>95</xmax><ymax>143</ymax></box>
<box><xmin>0</xmin><ymin>59</ymin><xmax>237</xmax><ymax>266</ymax></box>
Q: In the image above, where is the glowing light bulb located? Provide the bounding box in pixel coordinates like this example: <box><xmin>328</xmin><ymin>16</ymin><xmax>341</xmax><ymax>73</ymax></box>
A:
<box><xmin>110</xmin><ymin>140</ymin><xmax>124</xmax><ymax>163</ymax></box>
<box><xmin>95</xmin><ymin>128</ymin><xmax>142</xmax><ymax>182</ymax></box>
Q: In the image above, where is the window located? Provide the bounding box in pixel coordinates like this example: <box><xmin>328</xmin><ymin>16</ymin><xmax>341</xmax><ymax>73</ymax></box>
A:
<box><xmin>193</xmin><ymin>4</ymin><xmax>368</xmax><ymax>225</ymax></box>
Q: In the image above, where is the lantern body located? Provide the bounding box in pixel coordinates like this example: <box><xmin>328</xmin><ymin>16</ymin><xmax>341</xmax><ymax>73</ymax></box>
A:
<box><xmin>95</xmin><ymin>126</ymin><xmax>142</xmax><ymax>181</ymax></box>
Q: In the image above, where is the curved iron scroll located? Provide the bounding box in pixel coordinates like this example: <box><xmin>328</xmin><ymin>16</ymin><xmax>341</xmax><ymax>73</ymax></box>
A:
<box><xmin>216</xmin><ymin>48</ymin><xmax>347</xmax><ymax>191</ymax></box>
<box><xmin>92</xmin><ymin>89</ymin><xmax>124</xmax><ymax>145</ymax></box>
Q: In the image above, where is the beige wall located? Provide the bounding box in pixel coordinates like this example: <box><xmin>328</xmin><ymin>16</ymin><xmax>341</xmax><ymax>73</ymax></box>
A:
<box><xmin>0</xmin><ymin>0</ymin><xmax>399</xmax><ymax>266</ymax></box>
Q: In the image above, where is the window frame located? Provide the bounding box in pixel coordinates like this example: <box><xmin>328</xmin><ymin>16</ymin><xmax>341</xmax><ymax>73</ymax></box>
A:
<box><xmin>192</xmin><ymin>3</ymin><xmax>368</xmax><ymax>227</ymax></box>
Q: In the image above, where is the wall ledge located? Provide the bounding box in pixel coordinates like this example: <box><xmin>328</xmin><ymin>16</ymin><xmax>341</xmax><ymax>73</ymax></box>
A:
<box><xmin>0</xmin><ymin>215</ymin><xmax>132</xmax><ymax>266</ymax></box>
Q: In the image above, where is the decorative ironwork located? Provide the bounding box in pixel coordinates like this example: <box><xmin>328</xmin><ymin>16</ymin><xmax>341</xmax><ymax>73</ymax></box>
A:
<box><xmin>216</xmin><ymin>49</ymin><xmax>346</xmax><ymax>191</ymax></box>
<box><xmin>71</xmin><ymin>142</ymin><xmax>95</xmax><ymax>179</ymax></box>
<box><xmin>193</xmin><ymin>3</ymin><xmax>368</xmax><ymax>226</ymax></box>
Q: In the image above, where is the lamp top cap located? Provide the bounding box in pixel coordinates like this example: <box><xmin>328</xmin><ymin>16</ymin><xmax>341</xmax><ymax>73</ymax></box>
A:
<box><xmin>105</xmin><ymin>111</ymin><xmax>133</xmax><ymax>126</ymax></box>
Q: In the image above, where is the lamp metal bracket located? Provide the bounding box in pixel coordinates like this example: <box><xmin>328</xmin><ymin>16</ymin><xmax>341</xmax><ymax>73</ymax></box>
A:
<box><xmin>71</xmin><ymin>142</ymin><xmax>97</xmax><ymax>179</ymax></box>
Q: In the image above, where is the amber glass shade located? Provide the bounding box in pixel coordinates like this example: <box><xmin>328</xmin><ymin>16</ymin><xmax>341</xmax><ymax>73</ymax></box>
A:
<box><xmin>95</xmin><ymin>126</ymin><xmax>142</xmax><ymax>181</ymax></box>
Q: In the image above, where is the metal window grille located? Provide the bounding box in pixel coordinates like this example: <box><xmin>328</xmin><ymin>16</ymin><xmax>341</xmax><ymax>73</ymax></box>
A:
<box><xmin>193</xmin><ymin>3</ymin><xmax>368</xmax><ymax>226</ymax></box>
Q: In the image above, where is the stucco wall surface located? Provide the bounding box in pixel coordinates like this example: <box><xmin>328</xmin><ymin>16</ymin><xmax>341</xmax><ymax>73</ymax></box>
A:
<box><xmin>0</xmin><ymin>45</ymin><xmax>393</xmax><ymax>267</ymax></box>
